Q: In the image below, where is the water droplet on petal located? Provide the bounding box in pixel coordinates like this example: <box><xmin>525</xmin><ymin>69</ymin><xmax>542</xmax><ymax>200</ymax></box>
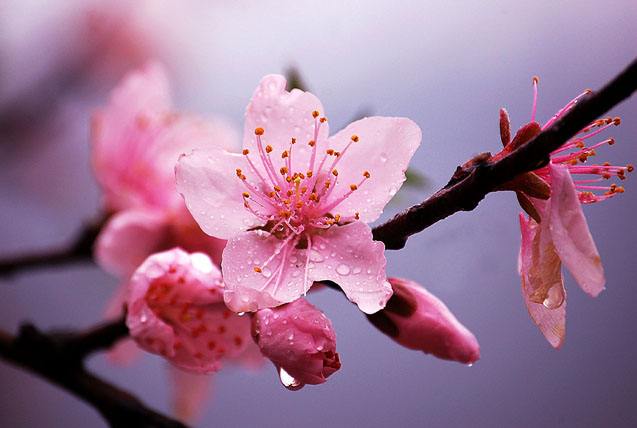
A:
<box><xmin>336</xmin><ymin>264</ymin><xmax>351</xmax><ymax>276</ymax></box>
<box><xmin>238</xmin><ymin>312</ymin><xmax>246</xmax><ymax>317</ymax></box>
<box><xmin>352</xmin><ymin>267</ymin><xmax>362</xmax><ymax>274</ymax></box>
<box><xmin>310</xmin><ymin>250</ymin><xmax>324</xmax><ymax>262</ymax></box>
<box><xmin>261</xmin><ymin>267</ymin><xmax>272</xmax><ymax>278</ymax></box>
<box><xmin>278</xmin><ymin>367</ymin><xmax>305</xmax><ymax>391</ymax></box>
<box><xmin>542</xmin><ymin>285</ymin><xmax>565</xmax><ymax>309</ymax></box>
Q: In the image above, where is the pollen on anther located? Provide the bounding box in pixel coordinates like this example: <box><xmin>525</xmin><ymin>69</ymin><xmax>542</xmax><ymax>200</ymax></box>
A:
<box><xmin>363</xmin><ymin>171</ymin><xmax>371</xmax><ymax>178</ymax></box>
<box><xmin>291</xmin><ymin>138</ymin><xmax>297</xmax><ymax>144</ymax></box>
<box><xmin>255</xmin><ymin>127</ymin><xmax>264</xmax><ymax>135</ymax></box>
<box><xmin>320</xmin><ymin>117</ymin><xmax>327</xmax><ymax>123</ymax></box>
<box><xmin>280</xmin><ymin>166</ymin><xmax>289</xmax><ymax>175</ymax></box>
<box><xmin>326</xmin><ymin>149</ymin><xmax>335</xmax><ymax>155</ymax></box>
<box><xmin>312</xmin><ymin>110</ymin><xmax>320</xmax><ymax>118</ymax></box>
<box><xmin>281</xmin><ymin>150</ymin><xmax>289</xmax><ymax>158</ymax></box>
<box><xmin>308</xmin><ymin>140</ymin><xmax>316</xmax><ymax>147</ymax></box>
<box><xmin>613</xmin><ymin>117</ymin><xmax>621</xmax><ymax>125</ymax></box>
<box><xmin>306</xmin><ymin>171</ymin><xmax>313</xmax><ymax>178</ymax></box>
<box><xmin>350</xmin><ymin>184</ymin><xmax>358</xmax><ymax>191</ymax></box>
<box><xmin>242</xmin><ymin>192</ymin><xmax>250</xmax><ymax>198</ymax></box>
<box><xmin>242</xmin><ymin>149</ymin><xmax>250</xmax><ymax>155</ymax></box>
<box><xmin>351</xmin><ymin>135</ymin><xmax>359</xmax><ymax>142</ymax></box>
<box><xmin>265</xmin><ymin>145</ymin><xmax>273</xmax><ymax>153</ymax></box>
<box><xmin>254</xmin><ymin>266</ymin><xmax>262</xmax><ymax>273</ymax></box>
<box><xmin>332</xmin><ymin>169</ymin><xmax>339</xmax><ymax>176</ymax></box>
<box><xmin>273</xmin><ymin>185</ymin><xmax>281</xmax><ymax>192</ymax></box>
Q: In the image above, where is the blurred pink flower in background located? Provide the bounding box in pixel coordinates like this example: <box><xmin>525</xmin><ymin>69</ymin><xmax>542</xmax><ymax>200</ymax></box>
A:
<box><xmin>499</xmin><ymin>80</ymin><xmax>632</xmax><ymax>347</ymax></box>
<box><xmin>177</xmin><ymin>74</ymin><xmax>421</xmax><ymax>314</ymax></box>
<box><xmin>251</xmin><ymin>298</ymin><xmax>340</xmax><ymax>389</ymax></box>
<box><xmin>367</xmin><ymin>278</ymin><xmax>479</xmax><ymax>365</ymax></box>
<box><xmin>92</xmin><ymin>62</ymin><xmax>236</xmax><ymax>278</ymax></box>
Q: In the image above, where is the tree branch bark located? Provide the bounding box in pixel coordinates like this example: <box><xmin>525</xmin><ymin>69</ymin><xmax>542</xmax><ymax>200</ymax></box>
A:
<box><xmin>0</xmin><ymin>318</ymin><xmax>187</xmax><ymax>428</ymax></box>
<box><xmin>373</xmin><ymin>57</ymin><xmax>637</xmax><ymax>249</ymax></box>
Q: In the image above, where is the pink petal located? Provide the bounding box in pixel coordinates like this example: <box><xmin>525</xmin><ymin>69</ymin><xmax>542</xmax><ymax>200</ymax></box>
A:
<box><xmin>242</xmin><ymin>74</ymin><xmax>328</xmax><ymax>171</ymax></box>
<box><xmin>167</xmin><ymin>364</ymin><xmax>213</xmax><ymax>424</ymax></box>
<box><xmin>222</xmin><ymin>231</ymin><xmax>309</xmax><ymax>313</ymax></box>
<box><xmin>92</xmin><ymin>62</ymin><xmax>239</xmax><ymax>213</ymax></box>
<box><xmin>126</xmin><ymin>249</ymin><xmax>251</xmax><ymax>373</ymax></box>
<box><xmin>95</xmin><ymin>210</ymin><xmax>169</xmax><ymax>278</ymax></box>
<box><xmin>375</xmin><ymin>278</ymin><xmax>480</xmax><ymax>364</ymax></box>
<box><xmin>519</xmin><ymin>214</ymin><xmax>566</xmax><ymax>348</ymax></box>
<box><xmin>309</xmin><ymin>221</ymin><xmax>392</xmax><ymax>314</ymax></box>
<box><xmin>548</xmin><ymin>162</ymin><xmax>605</xmax><ymax>296</ymax></box>
<box><xmin>91</xmin><ymin>62</ymin><xmax>171</xmax><ymax>211</ymax></box>
<box><xmin>324</xmin><ymin>117</ymin><xmax>421</xmax><ymax>222</ymax></box>
<box><xmin>252</xmin><ymin>298</ymin><xmax>340</xmax><ymax>386</ymax></box>
<box><xmin>176</xmin><ymin>148</ymin><xmax>262</xmax><ymax>240</ymax></box>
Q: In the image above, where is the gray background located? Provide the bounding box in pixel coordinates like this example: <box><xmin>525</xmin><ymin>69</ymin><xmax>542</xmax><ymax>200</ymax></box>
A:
<box><xmin>1</xmin><ymin>1</ymin><xmax>636</xmax><ymax>427</ymax></box>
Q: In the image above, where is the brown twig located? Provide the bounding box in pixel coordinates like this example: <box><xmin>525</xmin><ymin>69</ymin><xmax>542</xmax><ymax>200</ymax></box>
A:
<box><xmin>0</xmin><ymin>215</ymin><xmax>107</xmax><ymax>278</ymax></box>
<box><xmin>0</xmin><ymin>318</ymin><xmax>187</xmax><ymax>428</ymax></box>
<box><xmin>373</xmin><ymin>57</ymin><xmax>637</xmax><ymax>249</ymax></box>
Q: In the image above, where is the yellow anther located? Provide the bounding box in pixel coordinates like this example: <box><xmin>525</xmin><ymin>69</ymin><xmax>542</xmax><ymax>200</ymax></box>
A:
<box><xmin>273</xmin><ymin>185</ymin><xmax>281</xmax><ymax>192</ymax></box>
<box><xmin>254</xmin><ymin>266</ymin><xmax>262</xmax><ymax>273</ymax></box>
<box><xmin>320</xmin><ymin>117</ymin><xmax>327</xmax><ymax>123</ymax></box>
<box><xmin>281</xmin><ymin>150</ymin><xmax>289</xmax><ymax>158</ymax></box>
<box><xmin>350</xmin><ymin>184</ymin><xmax>358</xmax><ymax>191</ymax></box>
<box><xmin>308</xmin><ymin>140</ymin><xmax>316</xmax><ymax>147</ymax></box>
<box><xmin>242</xmin><ymin>192</ymin><xmax>250</xmax><ymax>198</ymax></box>
<box><xmin>312</xmin><ymin>110</ymin><xmax>320</xmax><ymax>118</ymax></box>
<box><xmin>283</xmin><ymin>199</ymin><xmax>291</xmax><ymax>206</ymax></box>
<box><xmin>334</xmin><ymin>214</ymin><xmax>341</xmax><ymax>222</ymax></box>
<box><xmin>268</xmin><ymin>191</ymin><xmax>276</xmax><ymax>197</ymax></box>
<box><xmin>235</xmin><ymin>168</ymin><xmax>242</xmax><ymax>176</ymax></box>
<box><xmin>363</xmin><ymin>171</ymin><xmax>371</xmax><ymax>178</ymax></box>
<box><xmin>294</xmin><ymin>176</ymin><xmax>302</xmax><ymax>185</ymax></box>
<box><xmin>295</xmin><ymin>201</ymin><xmax>304</xmax><ymax>209</ymax></box>
<box><xmin>324</xmin><ymin>180</ymin><xmax>331</xmax><ymax>188</ymax></box>
<box><xmin>242</xmin><ymin>149</ymin><xmax>250</xmax><ymax>155</ymax></box>
<box><xmin>575</xmin><ymin>141</ymin><xmax>585</xmax><ymax>149</ymax></box>
<box><xmin>291</xmin><ymin>138</ymin><xmax>297</xmax><ymax>144</ymax></box>
<box><xmin>265</xmin><ymin>145</ymin><xmax>273</xmax><ymax>153</ymax></box>
<box><xmin>309</xmin><ymin>192</ymin><xmax>318</xmax><ymax>201</ymax></box>
<box><xmin>332</xmin><ymin>169</ymin><xmax>339</xmax><ymax>176</ymax></box>
<box><xmin>286</xmin><ymin>176</ymin><xmax>292</xmax><ymax>183</ymax></box>
<box><xmin>301</xmin><ymin>186</ymin><xmax>307</xmax><ymax>193</ymax></box>
<box><xmin>280</xmin><ymin>166</ymin><xmax>289</xmax><ymax>175</ymax></box>
<box><xmin>351</xmin><ymin>135</ymin><xmax>359</xmax><ymax>142</ymax></box>
<box><xmin>299</xmin><ymin>173</ymin><xmax>305</xmax><ymax>179</ymax></box>
<box><xmin>255</xmin><ymin>127</ymin><xmax>264</xmax><ymax>135</ymax></box>
<box><xmin>287</xmin><ymin>190</ymin><xmax>293</xmax><ymax>196</ymax></box>
<box><xmin>326</xmin><ymin>149</ymin><xmax>335</xmax><ymax>155</ymax></box>
<box><xmin>306</xmin><ymin>170</ymin><xmax>313</xmax><ymax>178</ymax></box>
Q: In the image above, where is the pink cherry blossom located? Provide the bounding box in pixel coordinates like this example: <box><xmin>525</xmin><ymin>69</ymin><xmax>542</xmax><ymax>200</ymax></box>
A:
<box><xmin>501</xmin><ymin>78</ymin><xmax>632</xmax><ymax>347</ymax></box>
<box><xmin>177</xmin><ymin>74</ymin><xmax>421</xmax><ymax>314</ymax></box>
<box><xmin>126</xmin><ymin>248</ymin><xmax>254</xmax><ymax>373</ymax></box>
<box><xmin>92</xmin><ymin>62</ymin><xmax>235</xmax><ymax>278</ymax></box>
<box><xmin>251</xmin><ymin>298</ymin><xmax>340</xmax><ymax>388</ymax></box>
<box><xmin>368</xmin><ymin>278</ymin><xmax>480</xmax><ymax>364</ymax></box>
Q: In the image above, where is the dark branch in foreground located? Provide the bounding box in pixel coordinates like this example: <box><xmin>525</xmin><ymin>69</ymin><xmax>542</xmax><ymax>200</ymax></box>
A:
<box><xmin>373</xmin><ymin>57</ymin><xmax>637</xmax><ymax>249</ymax></box>
<box><xmin>0</xmin><ymin>318</ymin><xmax>186</xmax><ymax>428</ymax></box>
<box><xmin>0</xmin><ymin>215</ymin><xmax>107</xmax><ymax>278</ymax></box>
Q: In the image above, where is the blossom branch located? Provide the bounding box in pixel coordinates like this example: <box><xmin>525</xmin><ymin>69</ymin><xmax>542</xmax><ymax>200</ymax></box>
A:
<box><xmin>372</xmin><ymin>57</ymin><xmax>637</xmax><ymax>249</ymax></box>
<box><xmin>0</xmin><ymin>215</ymin><xmax>107</xmax><ymax>278</ymax></box>
<box><xmin>0</xmin><ymin>317</ymin><xmax>187</xmax><ymax>428</ymax></box>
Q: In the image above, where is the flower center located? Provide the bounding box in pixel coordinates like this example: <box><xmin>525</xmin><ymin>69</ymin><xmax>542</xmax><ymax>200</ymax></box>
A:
<box><xmin>236</xmin><ymin>111</ymin><xmax>370</xmax><ymax>237</ymax></box>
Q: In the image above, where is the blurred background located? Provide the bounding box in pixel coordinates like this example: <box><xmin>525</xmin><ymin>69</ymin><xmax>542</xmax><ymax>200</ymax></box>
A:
<box><xmin>1</xmin><ymin>0</ymin><xmax>636</xmax><ymax>427</ymax></box>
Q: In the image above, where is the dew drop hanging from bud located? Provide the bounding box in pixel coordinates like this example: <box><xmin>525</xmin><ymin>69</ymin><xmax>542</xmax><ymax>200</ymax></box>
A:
<box><xmin>278</xmin><ymin>366</ymin><xmax>305</xmax><ymax>391</ymax></box>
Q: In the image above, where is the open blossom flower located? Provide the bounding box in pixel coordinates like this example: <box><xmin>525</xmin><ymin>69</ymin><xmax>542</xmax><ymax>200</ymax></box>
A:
<box><xmin>251</xmin><ymin>298</ymin><xmax>340</xmax><ymax>389</ymax></box>
<box><xmin>126</xmin><ymin>248</ymin><xmax>254</xmax><ymax>373</ymax></box>
<box><xmin>366</xmin><ymin>278</ymin><xmax>480</xmax><ymax>364</ymax></box>
<box><xmin>177</xmin><ymin>74</ymin><xmax>421</xmax><ymax>314</ymax></box>
<box><xmin>499</xmin><ymin>78</ymin><xmax>632</xmax><ymax>347</ymax></box>
<box><xmin>92</xmin><ymin>61</ymin><xmax>236</xmax><ymax>278</ymax></box>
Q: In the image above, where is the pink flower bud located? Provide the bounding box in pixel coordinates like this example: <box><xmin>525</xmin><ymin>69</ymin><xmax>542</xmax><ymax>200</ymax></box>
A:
<box><xmin>126</xmin><ymin>248</ymin><xmax>251</xmax><ymax>373</ymax></box>
<box><xmin>368</xmin><ymin>278</ymin><xmax>480</xmax><ymax>365</ymax></box>
<box><xmin>251</xmin><ymin>299</ymin><xmax>341</xmax><ymax>388</ymax></box>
